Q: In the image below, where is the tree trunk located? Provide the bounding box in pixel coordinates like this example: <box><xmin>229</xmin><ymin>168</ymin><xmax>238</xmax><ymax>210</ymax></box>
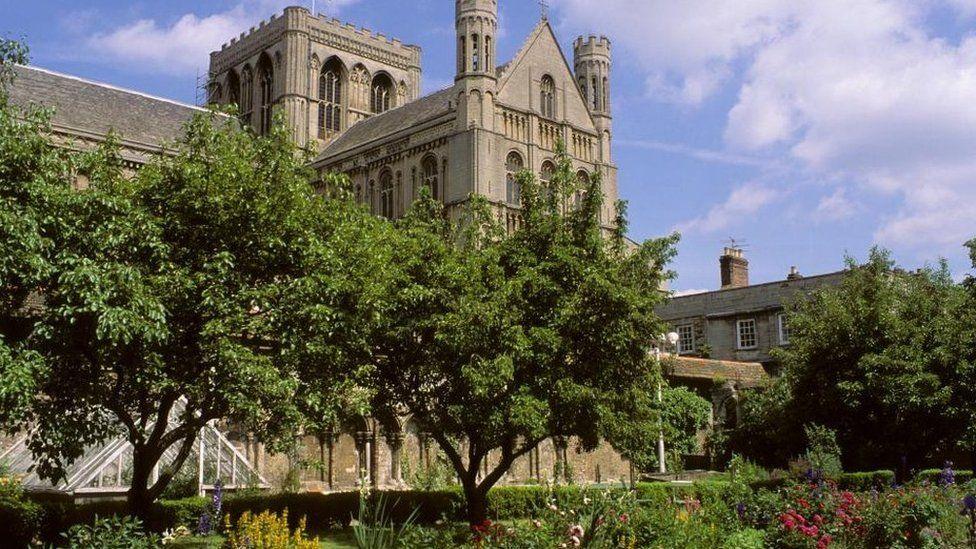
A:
<box><xmin>127</xmin><ymin>446</ymin><xmax>156</xmax><ymax>523</ymax></box>
<box><xmin>464</xmin><ymin>483</ymin><xmax>489</xmax><ymax>526</ymax></box>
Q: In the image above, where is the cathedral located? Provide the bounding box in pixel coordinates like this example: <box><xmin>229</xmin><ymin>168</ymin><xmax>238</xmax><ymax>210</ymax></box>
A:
<box><xmin>206</xmin><ymin>0</ymin><xmax>617</xmax><ymax>232</ymax></box>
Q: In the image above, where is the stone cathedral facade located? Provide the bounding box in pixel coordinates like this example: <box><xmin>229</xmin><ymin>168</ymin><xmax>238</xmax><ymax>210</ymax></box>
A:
<box><xmin>203</xmin><ymin>0</ymin><xmax>631</xmax><ymax>491</ymax></box>
<box><xmin>207</xmin><ymin>1</ymin><xmax>618</xmax><ymax>234</ymax></box>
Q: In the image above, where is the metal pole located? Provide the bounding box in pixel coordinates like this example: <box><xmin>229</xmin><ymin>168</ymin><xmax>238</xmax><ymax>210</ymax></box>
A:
<box><xmin>655</xmin><ymin>347</ymin><xmax>666</xmax><ymax>474</ymax></box>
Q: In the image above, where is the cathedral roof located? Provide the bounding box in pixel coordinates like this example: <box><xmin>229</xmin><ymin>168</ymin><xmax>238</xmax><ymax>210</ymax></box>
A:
<box><xmin>315</xmin><ymin>87</ymin><xmax>456</xmax><ymax>164</ymax></box>
<box><xmin>7</xmin><ymin>65</ymin><xmax>207</xmax><ymax>156</ymax></box>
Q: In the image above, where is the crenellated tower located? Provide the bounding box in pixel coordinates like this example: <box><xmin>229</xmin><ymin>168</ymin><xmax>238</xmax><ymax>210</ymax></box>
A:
<box><xmin>573</xmin><ymin>35</ymin><xmax>612</xmax><ymax>161</ymax></box>
<box><xmin>455</xmin><ymin>0</ymin><xmax>497</xmax><ymax>130</ymax></box>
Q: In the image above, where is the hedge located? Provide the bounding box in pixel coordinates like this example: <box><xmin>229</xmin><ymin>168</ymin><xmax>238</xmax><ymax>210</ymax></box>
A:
<box><xmin>915</xmin><ymin>469</ymin><xmax>974</xmax><ymax>486</ymax></box>
<box><xmin>1</xmin><ymin>473</ymin><xmax>920</xmax><ymax>542</ymax></box>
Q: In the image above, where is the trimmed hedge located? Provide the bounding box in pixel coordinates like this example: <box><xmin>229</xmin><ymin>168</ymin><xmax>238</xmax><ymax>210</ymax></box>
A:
<box><xmin>836</xmin><ymin>471</ymin><xmax>895</xmax><ymax>491</ymax></box>
<box><xmin>915</xmin><ymin>469</ymin><xmax>974</xmax><ymax>486</ymax></box>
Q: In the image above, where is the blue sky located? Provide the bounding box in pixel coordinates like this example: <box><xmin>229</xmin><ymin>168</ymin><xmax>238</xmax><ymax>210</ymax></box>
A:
<box><xmin>4</xmin><ymin>0</ymin><xmax>976</xmax><ymax>292</ymax></box>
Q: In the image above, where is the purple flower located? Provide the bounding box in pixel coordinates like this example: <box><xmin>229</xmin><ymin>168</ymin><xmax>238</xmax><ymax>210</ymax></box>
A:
<box><xmin>940</xmin><ymin>461</ymin><xmax>955</xmax><ymax>486</ymax></box>
<box><xmin>212</xmin><ymin>480</ymin><xmax>224</xmax><ymax>516</ymax></box>
<box><xmin>964</xmin><ymin>495</ymin><xmax>976</xmax><ymax>511</ymax></box>
<box><xmin>197</xmin><ymin>511</ymin><xmax>212</xmax><ymax>535</ymax></box>
<box><xmin>735</xmin><ymin>502</ymin><xmax>746</xmax><ymax>520</ymax></box>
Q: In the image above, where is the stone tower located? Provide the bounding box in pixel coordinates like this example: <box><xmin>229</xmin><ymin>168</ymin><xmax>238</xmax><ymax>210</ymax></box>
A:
<box><xmin>208</xmin><ymin>6</ymin><xmax>421</xmax><ymax>151</ymax></box>
<box><xmin>455</xmin><ymin>0</ymin><xmax>497</xmax><ymax>130</ymax></box>
<box><xmin>573</xmin><ymin>35</ymin><xmax>612</xmax><ymax>162</ymax></box>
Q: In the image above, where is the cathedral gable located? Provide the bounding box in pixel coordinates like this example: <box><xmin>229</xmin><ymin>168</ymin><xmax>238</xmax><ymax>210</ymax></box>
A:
<box><xmin>497</xmin><ymin>21</ymin><xmax>597</xmax><ymax>134</ymax></box>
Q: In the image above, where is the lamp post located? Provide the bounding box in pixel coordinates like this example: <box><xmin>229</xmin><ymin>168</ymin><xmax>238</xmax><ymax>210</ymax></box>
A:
<box><xmin>656</xmin><ymin>332</ymin><xmax>680</xmax><ymax>474</ymax></box>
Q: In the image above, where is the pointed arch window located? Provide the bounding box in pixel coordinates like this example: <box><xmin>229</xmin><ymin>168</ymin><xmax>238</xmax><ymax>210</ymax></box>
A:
<box><xmin>540</xmin><ymin>160</ymin><xmax>556</xmax><ymax>200</ymax></box>
<box><xmin>592</xmin><ymin>77</ymin><xmax>600</xmax><ymax>110</ymax></box>
<box><xmin>540</xmin><ymin>75</ymin><xmax>555</xmax><ymax>119</ymax></box>
<box><xmin>371</xmin><ymin>73</ymin><xmax>394</xmax><ymax>114</ymax></box>
<box><xmin>459</xmin><ymin>36</ymin><xmax>467</xmax><ymax>74</ymax></box>
<box><xmin>575</xmin><ymin>170</ymin><xmax>589</xmax><ymax>208</ymax></box>
<box><xmin>602</xmin><ymin>77</ymin><xmax>609</xmax><ymax>111</ymax></box>
<box><xmin>485</xmin><ymin>36</ymin><xmax>492</xmax><ymax>71</ymax></box>
<box><xmin>422</xmin><ymin>155</ymin><xmax>440</xmax><ymax>201</ymax></box>
<box><xmin>318</xmin><ymin>58</ymin><xmax>343</xmax><ymax>137</ymax></box>
<box><xmin>506</xmin><ymin>152</ymin><xmax>524</xmax><ymax>206</ymax></box>
<box><xmin>240</xmin><ymin>65</ymin><xmax>253</xmax><ymax>126</ymax></box>
<box><xmin>257</xmin><ymin>55</ymin><xmax>275</xmax><ymax>135</ymax></box>
<box><xmin>578</xmin><ymin>76</ymin><xmax>588</xmax><ymax>105</ymax></box>
<box><xmin>225</xmin><ymin>69</ymin><xmax>240</xmax><ymax>108</ymax></box>
<box><xmin>380</xmin><ymin>171</ymin><xmax>394</xmax><ymax>219</ymax></box>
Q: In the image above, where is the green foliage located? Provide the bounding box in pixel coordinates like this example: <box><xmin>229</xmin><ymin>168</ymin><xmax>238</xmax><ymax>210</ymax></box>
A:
<box><xmin>401</xmin><ymin>451</ymin><xmax>456</xmax><ymax>491</ymax></box>
<box><xmin>0</xmin><ymin>492</ymin><xmax>42</xmax><ymax>547</ymax></box>
<box><xmin>63</xmin><ymin>515</ymin><xmax>160</xmax><ymax>548</ymax></box>
<box><xmin>352</xmin><ymin>492</ymin><xmax>419</xmax><ymax>549</ymax></box>
<box><xmin>0</xmin><ymin>46</ymin><xmax>381</xmax><ymax>514</ymax></box>
<box><xmin>731</xmin><ymin>247</ymin><xmax>976</xmax><ymax>473</ymax></box>
<box><xmin>372</xmin><ymin>139</ymin><xmax>679</xmax><ymax>524</ymax></box>
<box><xmin>727</xmin><ymin>454</ymin><xmax>770</xmax><ymax>485</ymax></box>
<box><xmin>803</xmin><ymin>424</ymin><xmax>843</xmax><ymax>479</ymax></box>
<box><xmin>836</xmin><ymin>470</ymin><xmax>896</xmax><ymax>491</ymax></box>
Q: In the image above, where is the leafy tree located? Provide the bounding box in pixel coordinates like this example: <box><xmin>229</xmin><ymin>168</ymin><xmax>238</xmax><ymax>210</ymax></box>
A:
<box><xmin>0</xmin><ymin>58</ymin><xmax>374</xmax><ymax>516</ymax></box>
<box><xmin>373</xmin><ymin>142</ymin><xmax>678</xmax><ymax>524</ymax></box>
<box><xmin>605</xmin><ymin>383</ymin><xmax>711</xmax><ymax>473</ymax></box>
<box><xmin>734</xmin><ymin>248</ymin><xmax>969</xmax><ymax>477</ymax></box>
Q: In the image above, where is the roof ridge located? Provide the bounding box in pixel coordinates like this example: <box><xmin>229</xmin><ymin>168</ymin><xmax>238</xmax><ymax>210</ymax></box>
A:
<box><xmin>17</xmin><ymin>65</ymin><xmax>210</xmax><ymax>113</ymax></box>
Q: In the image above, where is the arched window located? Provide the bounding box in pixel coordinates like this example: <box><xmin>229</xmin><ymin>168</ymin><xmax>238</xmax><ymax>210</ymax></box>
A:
<box><xmin>318</xmin><ymin>58</ymin><xmax>343</xmax><ymax>137</ymax></box>
<box><xmin>471</xmin><ymin>34</ymin><xmax>480</xmax><ymax>72</ymax></box>
<box><xmin>355</xmin><ymin>184</ymin><xmax>362</xmax><ymax>204</ymax></box>
<box><xmin>592</xmin><ymin>77</ymin><xmax>600</xmax><ymax>110</ymax></box>
<box><xmin>540</xmin><ymin>75</ymin><xmax>555</xmax><ymax>119</ymax></box>
<box><xmin>485</xmin><ymin>36</ymin><xmax>492</xmax><ymax>71</ymax></box>
<box><xmin>257</xmin><ymin>54</ymin><xmax>275</xmax><ymax>135</ymax></box>
<box><xmin>422</xmin><ymin>156</ymin><xmax>439</xmax><ymax>201</ymax></box>
<box><xmin>458</xmin><ymin>36</ymin><xmax>467</xmax><ymax>74</ymax></box>
<box><xmin>540</xmin><ymin>160</ymin><xmax>555</xmax><ymax>184</ymax></box>
<box><xmin>371</xmin><ymin>73</ymin><xmax>394</xmax><ymax>114</ymax></box>
<box><xmin>380</xmin><ymin>171</ymin><xmax>394</xmax><ymax>219</ymax></box>
<box><xmin>578</xmin><ymin>76</ymin><xmax>587</xmax><ymax>105</ymax></box>
<box><xmin>575</xmin><ymin>170</ymin><xmax>589</xmax><ymax>208</ymax></box>
<box><xmin>505</xmin><ymin>152</ymin><xmax>523</xmax><ymax>206</ymax></box>
<box><xmin>602</xmin><ymin>77</ymin><xmax>609</xmax><ymax>111</ymax></box>
<box><xmin>226</xmin><ymin>70</ymin><xmax>240</xmax><ymax>108</ymax></box>
<box><xmin>240</xmin><ymin>65</ymin><xmax>253</xmax><ymax>125</ymax></box>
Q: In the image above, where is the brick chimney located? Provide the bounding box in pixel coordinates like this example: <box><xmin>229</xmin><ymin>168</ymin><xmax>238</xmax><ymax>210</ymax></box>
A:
<box><xmin>720</xmin><ymin>247</ymin><xmax>749</xmax><ymax>289</ymax></box>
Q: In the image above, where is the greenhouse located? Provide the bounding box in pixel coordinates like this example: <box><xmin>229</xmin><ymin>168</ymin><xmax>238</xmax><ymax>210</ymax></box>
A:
<box><xmin>0</xmin><ymin>400</ymin><xmax>266</xmax><ymax>500</ymax></box>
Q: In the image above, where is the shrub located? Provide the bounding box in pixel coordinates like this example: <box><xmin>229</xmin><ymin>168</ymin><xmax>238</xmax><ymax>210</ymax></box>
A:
<box><xmin>722</xmin><ymin>527</ymin><xmax>766</xmax><ymax>548</ymax></box>
<box><xmin>224</xmin><ymin>509</ymin><xmax>318</xmax><ymax>549</ymax></box>
<box><xmin>0</xmin><ymin>495</ymin><xmax>43</xmax><ymax>547</ymax></box>
<box><xmin>63</xmin><ymin>515</ymin><xmax>159</xmax><ymax>548</ymax></box>
<box><xmin>803</xmin><ymin>423</ymin><xmax>843</xmax><ymax>479</ymax></box>
<box><xmin>837</xmin><ymin>470</ymin><xmax>895</xmax><ymax>491</ymax></box>
<box><xmin>917</xmin><ymin>468</ymin><xmax>974</xmax><ymax>486</ymax></box>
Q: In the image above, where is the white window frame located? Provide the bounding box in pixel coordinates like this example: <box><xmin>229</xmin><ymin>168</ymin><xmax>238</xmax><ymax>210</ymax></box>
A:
<box><xmin>777</xmin><ymin>313</ymin><xmax>790</xmax><ymax>345</ymax></box>
<box><xmin>676</xmin><ymin>324</ymin><xmax>695</xmax><ymax>354</ymax></box>
<box><xmin>736</xmin><ymin>318</ymin><xmax>758</xmax><ymax>350</ymax></box>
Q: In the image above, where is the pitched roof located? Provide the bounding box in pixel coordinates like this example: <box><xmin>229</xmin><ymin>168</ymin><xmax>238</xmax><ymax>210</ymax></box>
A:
<box><xmin>657</xmin><ymin>271</ymin><xmax>847</xmax><ymax>320</ymax></box>
<box><xmin>668</xmin><ymin>356</ymin><xmax>766</xmax><ymax>385</ymax></box>
<box><xmin>7</xmin><ymin>65</ymin><xmax>206</xmax><ymax>153</ymax></box>
<box><xmin>314</xmin><ymin>87</ymin><xmax>456</xmax><ymax>164</ymax></box>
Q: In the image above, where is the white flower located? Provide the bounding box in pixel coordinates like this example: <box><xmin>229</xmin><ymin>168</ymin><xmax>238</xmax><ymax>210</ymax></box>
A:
<box><xmin>583</xmin><ymin>496</ymin><xmax>591</xmax><ymax>504</ymax></box>
<box><xmin>570</xmin><ymin>524</ymin><xmax>585</xmax><ymax>537</ymax></box>
<box><xmin>549</xmin><ymin>504</ymin><xmax>559</xmax><ymax>511</ymax></box>
<box><xmin>570</xmin><ymin>535</ymin><xmax>582</xmax><ymax>547</ymax></box>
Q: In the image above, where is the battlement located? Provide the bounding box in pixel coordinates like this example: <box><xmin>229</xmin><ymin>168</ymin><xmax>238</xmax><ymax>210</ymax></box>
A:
<box><xmin>217</xmin><ymin>6</ymin><xmax>420</xmax><ymax>57</ymax></box>
<box><xmin>456</xmin><ymin>0</ymin><xmax>498</xmax><ymax>8</ymax></box>
<box><xmin>573</xmin><ymin>35</ymin><xmax>612</xmax><ymax>60</ymax></box>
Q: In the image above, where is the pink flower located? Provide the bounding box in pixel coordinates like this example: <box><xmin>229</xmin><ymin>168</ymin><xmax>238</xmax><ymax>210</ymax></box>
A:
<box><xmin>619</xmin><ymin>513</ymin><xmax>629</xmax><ymax>524</ymax></box>
<box><xmin>569</xmin><ymin>525</ymin><xmax>585</xmax><ymax>538</ymax></box>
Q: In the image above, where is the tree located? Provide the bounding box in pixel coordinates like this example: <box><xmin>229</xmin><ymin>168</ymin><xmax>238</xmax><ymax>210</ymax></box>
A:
<box><xmin>734</xmin><ymin>248</ymin><xmax>970</xmax><ymax>477</ymax></box>
<box><xmin>604</xmin><ymin>383</ymin><xmax>711</xmax><ymax>473</ymax></box>
<box><xmin>0</xmin><ymin>65</ymin><xmax>370</xmax><ymax>516</ymax></box>
<box><xmin>373</xmin><ymin>142</ymin><xmax>679</xmax><ymax>524</ymax></box>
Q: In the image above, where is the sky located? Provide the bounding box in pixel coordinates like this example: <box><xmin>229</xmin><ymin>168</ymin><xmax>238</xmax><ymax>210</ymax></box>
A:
<box><xmin>3</xmin><ymin>0</ymin><xmax>976</xmax><ymax>292</ymax></box>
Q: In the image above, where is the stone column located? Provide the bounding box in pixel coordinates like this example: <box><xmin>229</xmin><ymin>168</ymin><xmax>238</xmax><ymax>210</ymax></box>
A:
<box><xmin>355</xmin><ymin>431</ymin><xmax>370</xmax><ymax>486</ymax></box>
<box><xmin>387</xmin><ymin>431</ymin><xmax>405</xmax><ymax>487</ymax></box>
<box><xmin>554</xmin><ymin>436</ymin><xmax>568</xmax><ymax>484</ymax></box>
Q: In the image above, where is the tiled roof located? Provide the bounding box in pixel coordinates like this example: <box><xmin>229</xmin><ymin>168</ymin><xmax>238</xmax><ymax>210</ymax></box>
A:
<box><xmin>314</xmin><ymin>87</ymin><xmax>456</xmax><ymax>164</ymax></box>
<box><xmin>7</xmin><ymin>65</ymin><xmax>206</xmax><ymax>153</ymax></box>
<box><xmin>667</xmin><ymin>356</ymin><xmax>766</xmax><ymax>385</ymax></box>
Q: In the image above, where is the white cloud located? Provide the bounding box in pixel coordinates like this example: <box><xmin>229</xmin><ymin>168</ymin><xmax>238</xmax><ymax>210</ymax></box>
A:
<box><xmin>814</xmin><ymin>188</ymin><xmax>857</xmax><ymax>223</ymax></box>
<box><xmin>88</xmin><ymin>0</ymin><xmax>360</xmax><ymax>75</ymax></box>
<box><xmin>616</xmin><ymin>138</ymin><xmax>770</xmax><ymax>168</ymax></box>
<box><xmin>676</xmin><ymin>182</ymin><xmax>781</xmax><ymax>234</ymax></box>
<box><xmin>556</xmin><ymin>0</ymin><xmax>976</xmax><ymax>256</ymax></box>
